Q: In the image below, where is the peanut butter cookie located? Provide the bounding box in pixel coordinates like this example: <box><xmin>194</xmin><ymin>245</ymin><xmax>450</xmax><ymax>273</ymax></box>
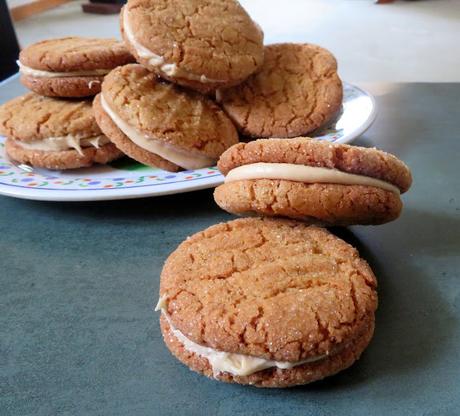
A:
<box><xmin>217</xmin><ymin>43</ymin><xmax>343</xmax><ymax>137</ymax></box>
<box><xmin>120</xmin><ymin>0</ymin><xmax>264</xmax><ymax>94</ymax></box>
<box><xmin>157</xmin><ymin>218</ymin><xmax>378</xmax><ymax>387</ymax></box>
<box><xmin>93</xmin><ymin>64</ymin><xmax>238</xmax><ymax>172</ymax></box>
<box><xmin>0</xmin><ymin>93</ymin><xmax>123</xmax><ymax>169</ymax></box>
<box><xmin>214</xmin><ymin>138</ymin><xmax>412</xmax><ymax>225</ymax></box>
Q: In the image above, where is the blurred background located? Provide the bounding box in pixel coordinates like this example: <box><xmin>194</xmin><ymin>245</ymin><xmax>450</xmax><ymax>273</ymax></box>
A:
<box><xmin>2</xmin><ymin>0</ymin><xmax>460</xmax><ymax>82</ymax></box>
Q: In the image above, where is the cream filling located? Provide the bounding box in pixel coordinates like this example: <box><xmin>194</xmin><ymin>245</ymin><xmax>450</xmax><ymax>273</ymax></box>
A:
<box><xmin>17</xmin><ymin>61</ymin><xmax>110</xmax><ymax>78</ymax></box>
<box><xmin>155</xmin><ymin>296</ymin><xmax>326</xmax><ymax>377</ymax></box>
<box><xmin>100</xmin><ymin>95</ymin><xmax>215</xmax><ymax>169</ymax></box>
<box><xmin>123</xmin><ymin>8</ymin><xmax>223</xmax><ymax>84</ymax></box>
<box><xmin>225</xmin><ymin>163</ymin><xmax>400</xmax><ymax>194</ymax></box>
<box><xmin>15</xmin><ymin>135</ymin><xmax>110</xmax><ymax>156</ymax></box>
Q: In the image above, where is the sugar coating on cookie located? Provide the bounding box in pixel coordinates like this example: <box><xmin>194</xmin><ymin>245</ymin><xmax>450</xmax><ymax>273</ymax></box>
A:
<box><xmin>217</xmin><ymin>43</ymin><xmax>343</xmax><ymax>137</ymax></box>
<box><xmin>0</xmin><ymin>93</ymin><xmax>123</xmax><ymax>169</ymax></box>
<box><xmin>94</xmin><ymin>64</ymin><xmax>238</xmax><ymax>171</ymax></box>
<box><xmin>157</xmin><ymin>217</ymin><xmax>377</xmax><ymax>387</ymax></box>
<box><xmin>18</xmin><ymin>37</ymin><xmax>135</xmax><ymax>97</ymax></box>
<box><xmin>214</xmin><ymin>138</ymin><xmax>412</xmax><ymax>225</ymax></box>
<box><xmin>120</xmin><ymin>0</ymin><xmax>264</xmax><ymax>93</ymax></box>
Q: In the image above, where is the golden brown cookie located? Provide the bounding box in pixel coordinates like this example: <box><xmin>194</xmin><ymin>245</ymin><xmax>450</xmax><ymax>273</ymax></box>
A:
<box><xmin>93</xmin><ymin>64</ymin><xmax>239</xmax><ymax>172</ymax></box>
<box><xmin>214</xmin><ymin>138</ymin><xmax>412</xmax><ymax>225</ymax></box>
<box><xmin>217</xmin><ymin>43</ymin><xmax>343</xmax><ymax>137</ymax></box>
<box><xmin>0</xmin><ymin>93</ymin><xmax>124</xmax><ymax>169</ymax></box>
<box><xmin>120</xmin><ymin>0</ymin><xmax>264</xmax><ymax>94</ymax></box>
<box><xmin>18</xmin><ymin>37</ymin><xmax>135</xmax><ymax>97</ymax></box>
<box><xmin>157</xmin><ymin>218</ymin><xmax>378</xmax><ymax>387</ymax></box>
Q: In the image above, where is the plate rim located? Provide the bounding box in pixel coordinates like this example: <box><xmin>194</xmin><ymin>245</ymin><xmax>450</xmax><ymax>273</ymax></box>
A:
<box><xmin>0</xmin><ymin>172</ymin><xmax>224</xmax><ymax>201</ymax></box>
<box><xmin>0</xmin><ymin>82</ymin><xmax>376</xmax><ymax>202</ymax></box>
<box><xmin>334</xmin><ymin>82</ymin><xmax>377</xmax><ymax>144</ymax></box>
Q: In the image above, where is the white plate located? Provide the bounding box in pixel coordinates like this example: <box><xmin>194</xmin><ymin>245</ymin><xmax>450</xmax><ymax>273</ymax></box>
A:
<box><xmin>0</xmin><ymin>82</ymin><xmax>376</xmax><ymax>201</ymax></box>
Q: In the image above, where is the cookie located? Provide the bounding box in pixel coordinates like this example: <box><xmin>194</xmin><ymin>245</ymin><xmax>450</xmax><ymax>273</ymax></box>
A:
<box><xmin>93</xmin><ymin>64</ymin><xmax>239</xmax><ymax>172</ymax></box>
<box><xmin>216</xmin><ymin>43</ymin><xmax>343</xmax><ymax>138</ymax></box>
<box><xmin>0</xmin><ymin>93</ymin><xmax>124</xmax><ymax>170</ymax></box>
<box><xmin>214</xmin><ymin>138</ymin><xmax>412</xmax><ymax>225</ymax></box>
<box><xmin>120</xmin><ymin>0</ymin><xmax>264</xmax><ymax>94</ymax></box>
<box><xmin>18</xmin><ymin>37</ymin><xmax>135</xmax><ymax>97</ymax></box>
<box><xmin>156</xmin><ymin>217</ymin><xmax>378</xmax><ymax>388</ymax></box>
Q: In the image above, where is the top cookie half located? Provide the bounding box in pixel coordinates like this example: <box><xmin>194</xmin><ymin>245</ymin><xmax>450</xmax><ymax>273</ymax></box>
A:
<box><xmin>120</xmin><ymin>0</ymin><xmax>264</xmax><ymax>94</ymax></box>
<box><xmin>218</xmin><ymin>138</ymin><xmax>412</xmax><ymax>193</ymax></box>
<box><xmin>18</xmin><ymin>37</ymin><xmax>135</xmax><ymax>97</ymax></box>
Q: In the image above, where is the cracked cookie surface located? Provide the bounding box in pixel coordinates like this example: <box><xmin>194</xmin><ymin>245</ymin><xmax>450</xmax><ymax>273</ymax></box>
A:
<box><xmin>159</xmin><ymin>218</ymin><xmax>377</xmax><ymax>377</ymax></box>
<box><xmin>99</xmin><ymin>64</ymin><xmax>238</xmax><ymax>162</ymax></box>
<box><xmin>0</xmin><ymin>93</ymin><xmax>100</xmax><ymax>142</ymax></box>
<box><xmin>217</xmin><ymin>43</ymin><xmax>343</xmax><ymax>137</ymax></box>
<box><xmin>214</xmin><ymin>180</ymin><xmax>402</xmax><ymax>225</ymax></box>
<box><xmin>19</xmin><ymin>37</ymin><xmax>134</xmax><ymax>72</ymax></box>
<box><xmin>121</xmin><ymin>0</ymin><xmax>264</xmax><ymax>93</ymax></box>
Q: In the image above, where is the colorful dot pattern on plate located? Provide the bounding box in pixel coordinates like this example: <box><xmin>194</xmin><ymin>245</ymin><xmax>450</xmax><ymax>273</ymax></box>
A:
<box><xmin>0</xmin><ymin>145</ymin><xmax>221</xmax><ymax>190</ymax></box>
<box><xmin>0</xmin><ymin>83</ymin><xmax>375</xmax><ymax>199</ymax></box>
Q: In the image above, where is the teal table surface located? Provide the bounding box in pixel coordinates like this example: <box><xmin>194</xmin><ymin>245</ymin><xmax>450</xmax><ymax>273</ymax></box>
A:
<box><xmin>1</xmin><ymin>77</ymin><xmax>459</xmax><ymax>416</ymax></box>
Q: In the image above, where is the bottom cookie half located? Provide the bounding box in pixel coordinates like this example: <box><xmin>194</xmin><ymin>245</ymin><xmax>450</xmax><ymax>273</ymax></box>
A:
<box><xmin>21</xmin><ymin>75</ymin><xmax>104</xmax><ymax>98</ymax></box>
<box><xmin>214</xmin><ymin>179</ymin><xmax>402</xmax><ymax>225</ymax></box>
<box><xmin>161</xmin><ymin>315</ymin><xmax>375</xmax><ymax>388</ymax></box>
<box><xmin>5</xmin><ymin>138</ymin><xmax>124</xmax><ymax>170</ymax></box>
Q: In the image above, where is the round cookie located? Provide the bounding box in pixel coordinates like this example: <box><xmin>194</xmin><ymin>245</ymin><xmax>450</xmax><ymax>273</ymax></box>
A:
<box><xmin>214</xmin><ymin>138</ymin><xmax>412</xmax><ymax>225</ymax></box>
<box><xmin>93</xmin><ymin>64</ymin><xmax>239</xmax><ymax>172</ymax></box>
<box><xmin>217</xmin><ymin>43</ymin><xmax>343</xmax><ymax>138</ymax></box>
<box><xmin>120</xmin><ymin>0</ymin><xmax>264</xmax><ymax>94</ymax></box>
<box><xmin>157</xmin><ymin>217</ymin><xmax>378</xmax><ymax>388</ymax></box>
<box><xmin>18</xmin><ymin>37</ymin><xmax>135</xmax><ymax>97</ymax></box>
<box><xmin>0</xmin><ymin>93</ymin><xmax>124</xmax><ymax>170</ymax></box>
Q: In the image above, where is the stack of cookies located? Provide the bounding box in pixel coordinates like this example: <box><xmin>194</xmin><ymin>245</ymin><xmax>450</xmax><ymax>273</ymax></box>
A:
<box><xmin>0</xmin><ymin>0</ymin><xmax>413</xmax><ymax>388</ymax></box>
<box><xmin>121</xmin><ymin>1</ymin><xmax>411</xmax><ymax>389</ymax></box>
<box><xmin>157</xmin><ymin>139</ymin><xmax>411</xmax><ymax>388</ymax></box>
<box><xmin>0</xmin><ymin>0</ymin><xmax>346</xmax><ymax>171</ymax></box>
<box><xmin>0</xmin><ymin>37</ymin><xmax>135</xmax><ymax>169</ymax></box>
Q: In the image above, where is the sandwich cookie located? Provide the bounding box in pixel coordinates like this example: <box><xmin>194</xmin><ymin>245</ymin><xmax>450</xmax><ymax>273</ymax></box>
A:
<box><xmin>214</xmin><ymin>138</ymin><xmax>412</xmax><ymax>225</ymax></box>
<box><xmin>18</xmin><ymin>37</ymin><xmax>135</xmax><ymax>97</ymax></box>
<box><xmin>217</xmin><ymin>43</ymin><xmax>343</xmax><ymax>138</ymax></box>
<box><xmin>0</xmin><ymin>93</ymin><xmax>123</xmax><ymax>170</ymax></box>
<box><xmin>120</xmin><ymin>0</ymin><xmax>264</xmax><ymax>94</ymax></box>
<box><xmin>93</xmin><ymin>64</ymin><xmax>239</xmax><ymax>172</ymax></box>
<box><xmin>156</xmin><ymin>217</ymin><xmax>378</xmax><ymax>387</ymax></box>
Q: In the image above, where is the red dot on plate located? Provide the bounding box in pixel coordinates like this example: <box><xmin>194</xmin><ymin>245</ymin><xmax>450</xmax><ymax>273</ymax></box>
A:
<box><xmin>28</xmin><ymin>182</ymin><xmax>37</xmax><ymax>186</ymax></box>
<box><xmin>125</xmin><ymin>180</ymin><xmax>134</xmax><ymax>183</ymax></box>
<box><xmin>104</xmin><ymin>184</ymin><xmax>113</xmax><ymax>188</ymax></box>
<box><xmin>0</xmin><ymin>171</ymin><xmax>4</xmax><ymax>174</ymax></box>
<box><xmin>185</xmin><ymin>176</ymin><xmax>193</xmax><ymax>179</ymax></box>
